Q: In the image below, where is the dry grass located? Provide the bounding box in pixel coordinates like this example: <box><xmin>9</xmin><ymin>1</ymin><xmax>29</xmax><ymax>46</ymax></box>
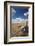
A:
<box><xmin>10</xmin><ymin>22</ymin><xmax>27</xmax><ymax>37</ymax></box>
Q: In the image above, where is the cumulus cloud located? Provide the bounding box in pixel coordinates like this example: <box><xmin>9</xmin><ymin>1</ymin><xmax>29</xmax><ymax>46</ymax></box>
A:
<box><xmin>12</xmin><ymin>18</ymin><xmax>22</xmax><ymax>23</ymax></box>
<box><xmin>24</xmin><ymin>12</ymin><xmax>29</xmax><ymax>16</ymax></box>
<box><xmin>12</xmin><ymin>18</ymin><xmax>28</xmax><ymax>23</ymax></box>
<box><xmin>12</xmin><ymin>8</ymin><xmax>16</xmax><ymax>13</ymax></box>
<box><xmin>11</xmin><ymin>8</ymin><xmax>16</xmax><ymax>16</ymax></box>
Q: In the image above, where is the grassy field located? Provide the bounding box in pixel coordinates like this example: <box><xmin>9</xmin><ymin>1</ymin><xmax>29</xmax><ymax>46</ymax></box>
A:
<box><xmin>10</xmin><ymin>21</ymin><xmax>28</xmax><ymax>37</ymax></box>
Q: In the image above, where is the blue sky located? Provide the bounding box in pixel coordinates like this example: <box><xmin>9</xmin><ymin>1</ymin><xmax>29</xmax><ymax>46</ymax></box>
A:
<box><xmin>10</xmin><ymin>7</ymin><xmax>29</xmax><ymax>20</ymax></box>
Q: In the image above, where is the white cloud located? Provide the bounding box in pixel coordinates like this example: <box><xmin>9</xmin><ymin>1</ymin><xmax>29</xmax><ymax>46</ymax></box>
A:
<box><xmin>12</xmin><ymin>18</ymin><xmax>22</xmax><ymax>23</ymax></box>
<box><xmin>12</xmin><ymin>18</ymin><xmax>28</xmax><ymax>23</ymax></box>
<box><xmin>12</xmin><ymin>8</ymin><xmax>16</xmax><ymax>13</ymax></box>
<box><xmin>11</xmin><ymin>8</ymin><xmax>16</xmax><ymax>16</ymax></box>
<box><xmin>24</xmin><ymin>12</ymin><xmax>29</xmax><ymax>16</ymax></box>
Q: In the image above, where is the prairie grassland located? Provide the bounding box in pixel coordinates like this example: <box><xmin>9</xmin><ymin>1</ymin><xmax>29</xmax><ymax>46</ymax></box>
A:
<box><xmin>10</xmin><ymin>21</ymin><xmax>27</xmax><ymax>37</ymax></box>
